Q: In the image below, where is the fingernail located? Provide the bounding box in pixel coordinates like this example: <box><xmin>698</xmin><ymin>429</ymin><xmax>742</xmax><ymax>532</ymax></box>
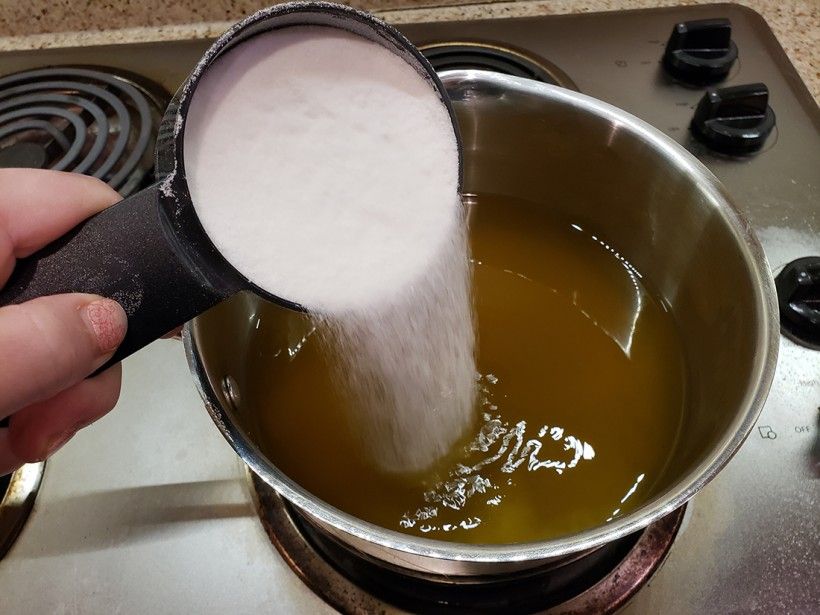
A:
<box><xmin>83</xmin><ymin>299</ymin><xmax>127</xmax><ymax>354</ymax></box>
<box><xmin>39</xmin><ymin>429</ymin><xmax>76</xmax><ymax>460</ymax></box>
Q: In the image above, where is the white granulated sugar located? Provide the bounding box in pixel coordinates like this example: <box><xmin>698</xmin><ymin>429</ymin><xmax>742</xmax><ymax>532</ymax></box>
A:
<box><xmin>184</xmin><ymin>26</ymin><xmax>460</xmax><ymax>313</ymax></box>
<box><xmin>185</xmin><ymin>25</ymin><xmax>476</xmax><ymax>473</ymax></box>
<box><xmin>318</xmin><ymin>224</ymin><xmax>476</xmax><ymax>472</ymax></box>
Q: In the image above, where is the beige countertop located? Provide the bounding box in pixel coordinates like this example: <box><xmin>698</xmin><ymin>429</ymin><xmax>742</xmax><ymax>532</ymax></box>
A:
<box><xmin>0</xmin><ymin>0</ymin><xmax>816</xmax><ymax>101</ymax></box>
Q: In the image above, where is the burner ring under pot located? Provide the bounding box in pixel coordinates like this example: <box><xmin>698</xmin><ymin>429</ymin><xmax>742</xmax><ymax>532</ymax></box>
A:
<box><xmin>419</xmin><ymin>42</ymin><xmax>578</xmax><ymax>90</ymax></box>
<box><xmin>250</xmin><ymin>472</ymin><xmax>685</xmax><ymax>614</ymax></box>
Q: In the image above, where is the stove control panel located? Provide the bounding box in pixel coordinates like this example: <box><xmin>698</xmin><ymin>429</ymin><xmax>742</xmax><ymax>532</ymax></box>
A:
<box><xmin>663</xmin><ymin>18</ymin><xmax>738</xmax><ymax>84</ymax></box>
<box><xmin>690</xmin><ymin>83</ymin><xmax>776</xmax><ymax>154</ymax></box>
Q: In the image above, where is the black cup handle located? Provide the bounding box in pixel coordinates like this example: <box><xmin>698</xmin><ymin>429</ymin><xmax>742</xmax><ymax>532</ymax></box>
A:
<box><xmin>0</xmin><ymin>182</ymin><xmax>234</xmax><ymax>372</ymax></box>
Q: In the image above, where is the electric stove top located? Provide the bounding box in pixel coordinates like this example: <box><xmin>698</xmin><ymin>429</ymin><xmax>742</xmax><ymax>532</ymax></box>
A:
<box><xmin>0</xmin><ymin>4</ymin><xmax>816</xmax><ymax>613</ymax></box>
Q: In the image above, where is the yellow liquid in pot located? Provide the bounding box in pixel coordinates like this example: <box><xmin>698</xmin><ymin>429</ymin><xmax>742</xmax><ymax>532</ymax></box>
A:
<box><xmin>241</xmin><ymin>193</ymin><xmax>686</xmax><ymax>544</ymax></box>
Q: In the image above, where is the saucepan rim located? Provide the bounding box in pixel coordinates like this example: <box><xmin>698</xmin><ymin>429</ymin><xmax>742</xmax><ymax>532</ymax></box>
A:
<box><xmin>184</xmin><ymin>70</ymin><xmax>778</xmax><ymax>563</ymax></box>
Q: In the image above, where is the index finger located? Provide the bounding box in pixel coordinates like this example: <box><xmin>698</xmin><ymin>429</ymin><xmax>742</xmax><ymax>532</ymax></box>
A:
<box><xmin>0</xmin><ymin>169</ymin><xmax>121</xmax><ymax>285</ymax></box>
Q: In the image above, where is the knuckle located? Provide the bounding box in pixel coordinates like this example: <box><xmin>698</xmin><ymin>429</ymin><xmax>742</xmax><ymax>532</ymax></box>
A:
<box><xmin>23</xmin><ymin>301</ymin><xmax>86</xmax><ymax>369</ymax></box>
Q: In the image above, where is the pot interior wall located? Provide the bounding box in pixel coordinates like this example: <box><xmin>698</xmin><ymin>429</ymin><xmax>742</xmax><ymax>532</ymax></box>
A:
<box><xmin>448</xmin><ymin>81</ymin><xmax>761</xmax><ymax>497</ymax></box>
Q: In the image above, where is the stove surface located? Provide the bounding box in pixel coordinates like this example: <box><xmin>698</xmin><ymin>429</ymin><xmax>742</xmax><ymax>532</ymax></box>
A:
<box><xmin>0</xmin><ymin>4</ymin><xmax>817</xmax><ymax>613</ymax></box>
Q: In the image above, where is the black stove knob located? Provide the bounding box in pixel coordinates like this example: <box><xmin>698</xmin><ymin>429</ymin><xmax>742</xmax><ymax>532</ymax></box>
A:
<box><xmin>776</xmin><ymin>257</ymin><xmax>820</xmax><ymax>349</ymax></box>
<box><xmin>663</xmin><ymin>18</ymin><xmax>737</xmax><ymax>84</ymax></box>
<box><xmin>690</xmin><ymin>83</ymin><xmax>775</xmax><ymax>154</ymax></box>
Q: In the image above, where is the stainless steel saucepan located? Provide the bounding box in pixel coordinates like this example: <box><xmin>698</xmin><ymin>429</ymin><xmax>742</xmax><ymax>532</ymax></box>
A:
<box><xmin>184</xmin><ymin>70</ymin><xmax>778</xmax><ymax>576</ymax></box>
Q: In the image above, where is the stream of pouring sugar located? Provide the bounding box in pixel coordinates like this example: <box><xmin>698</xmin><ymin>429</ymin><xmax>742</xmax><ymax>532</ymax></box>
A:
<box><xmin>315</xmin><ymin>219</ymin><xmax>477</xmax><ymax>473</ymax></box>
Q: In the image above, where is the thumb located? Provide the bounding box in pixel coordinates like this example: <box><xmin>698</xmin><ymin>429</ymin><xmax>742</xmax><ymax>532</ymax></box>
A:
<box><xmin>0</xmin><ymin>294</ymin><xmax>127</xmax><ymax>419</ymax></box>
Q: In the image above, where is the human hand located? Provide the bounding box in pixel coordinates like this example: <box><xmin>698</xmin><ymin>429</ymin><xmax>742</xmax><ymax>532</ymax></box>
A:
<box><xmin>0</xmin><ymin>169</ymin><xmax>128</xmax><ymax>476</ymax></box>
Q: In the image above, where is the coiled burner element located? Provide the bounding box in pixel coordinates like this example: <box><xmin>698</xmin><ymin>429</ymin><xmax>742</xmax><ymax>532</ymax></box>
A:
<box><xmin>0</xmin><ymin>66</ymin><xmax>168</xmax><ymax>196</ymax></box>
